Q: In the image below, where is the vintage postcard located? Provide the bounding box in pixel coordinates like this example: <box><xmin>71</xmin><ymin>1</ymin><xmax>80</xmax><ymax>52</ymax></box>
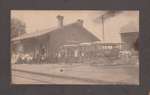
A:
<box><xmin>11</xmin><ymin>10</ymin><xmax>139</xmax><ymax>84</ymax></box>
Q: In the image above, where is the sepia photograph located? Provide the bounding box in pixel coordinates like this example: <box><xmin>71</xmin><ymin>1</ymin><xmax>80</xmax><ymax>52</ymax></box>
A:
<box><xmin>11</xmin><ymin>10</ymin><xmax>139</xmax><ymax>84</ymax></box>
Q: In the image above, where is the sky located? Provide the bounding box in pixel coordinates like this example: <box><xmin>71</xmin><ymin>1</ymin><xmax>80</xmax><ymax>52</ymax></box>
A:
<box><xmin>11</xmin><ymin>10</ymin><xmax>139</xmax><ymax>43</ymax></box>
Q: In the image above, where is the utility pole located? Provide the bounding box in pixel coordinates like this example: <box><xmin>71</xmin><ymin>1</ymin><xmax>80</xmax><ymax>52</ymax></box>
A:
<box><xmin>99</xmin><ymin>11</ymin><xmax>122</xmax><ymax>43</ymax></box>
<box><xmin>101</xmin><ymin>15</ymin><xmax>105</xmax><ymax>42</ymax></box>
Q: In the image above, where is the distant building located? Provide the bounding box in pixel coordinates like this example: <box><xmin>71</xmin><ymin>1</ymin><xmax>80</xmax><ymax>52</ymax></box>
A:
<box><xmin>120</xmin><ymin>23</ymin><xmax>139</xmax><ymax>51</ymax></box>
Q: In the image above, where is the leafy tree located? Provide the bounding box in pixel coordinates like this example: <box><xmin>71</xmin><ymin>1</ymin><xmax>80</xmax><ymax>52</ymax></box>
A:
<box><xmin>11</xmin><ymin>18</ymin><xmax>26</xmax><ymax>54</ymax></box>
<box><xmin>134</xmin><ymin>37</ymin><xmax>139</xmax><ymax>51</ymax></box>
<box><xmin>11</xmin><ymin>18</ymin><xmax>26</xmax><ymax>38</ymax></box>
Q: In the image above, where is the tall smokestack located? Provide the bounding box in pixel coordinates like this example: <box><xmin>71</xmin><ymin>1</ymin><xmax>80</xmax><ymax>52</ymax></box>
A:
<box><xmin>57</xmin><ymin>15</ymin><xmax>64</xmax><ymax>28</ymax></box>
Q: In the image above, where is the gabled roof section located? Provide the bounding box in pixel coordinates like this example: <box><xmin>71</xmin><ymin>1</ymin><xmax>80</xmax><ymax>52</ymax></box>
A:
<box><xmin>11</xmin><ymin>22</ymin><xmax>100</xmax><ymax>42</ymax></box>
<box><xmin>11</xmin><ymin>26</ymin><xmax>57</xmax><ymax>41</ymax></box>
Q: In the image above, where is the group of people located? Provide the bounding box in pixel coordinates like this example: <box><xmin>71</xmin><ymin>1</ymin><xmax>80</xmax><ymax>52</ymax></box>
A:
<box><xmin>12</xmin><ymin>53</ymin><xmax>33</xmax><ymax>64</ymax></box>
<box><xmin>12</xmin><ymin>52</ymin><xmax>47</xmax><ymax>64</ymax></box>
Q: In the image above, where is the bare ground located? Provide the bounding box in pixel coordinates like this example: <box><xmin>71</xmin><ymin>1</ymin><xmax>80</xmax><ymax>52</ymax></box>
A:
<box><xmin>11</xmin><ymin>63</ymin><xmax>139</xmax><ymax>85</ymax></box>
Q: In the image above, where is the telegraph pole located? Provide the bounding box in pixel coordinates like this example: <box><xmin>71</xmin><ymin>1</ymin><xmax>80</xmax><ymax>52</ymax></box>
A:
<box><xmin>101</xmin><ymin>15</ymin><xmax>105</xmax><ymax>42</ymax></box>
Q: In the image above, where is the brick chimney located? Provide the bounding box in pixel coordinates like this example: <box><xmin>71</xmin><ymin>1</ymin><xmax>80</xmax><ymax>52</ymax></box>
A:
<box><xmin>57</xmin><ymin>15</ymin><xmax>64</xmax><ymax>28</ymax></box>
<box><xmin>76</xmin><ymin>19</ymin><xmax>84</xmax><ymax>27</ymax></box>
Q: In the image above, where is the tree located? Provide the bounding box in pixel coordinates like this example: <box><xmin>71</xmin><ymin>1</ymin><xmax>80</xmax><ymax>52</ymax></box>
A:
<box><xmin>134</xmin><ymin>37</ymin><xmax>139</xmax><ymax>51</ymax></box>
<box><xmin>11</xmin><ymin>18</ymin><xmax>26</xmax><ymax>38</ymax></box>
<box><xmin>11</xmin><ymin>18</ymin><xmax>26</xmax><ymax>54</ymax></box>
